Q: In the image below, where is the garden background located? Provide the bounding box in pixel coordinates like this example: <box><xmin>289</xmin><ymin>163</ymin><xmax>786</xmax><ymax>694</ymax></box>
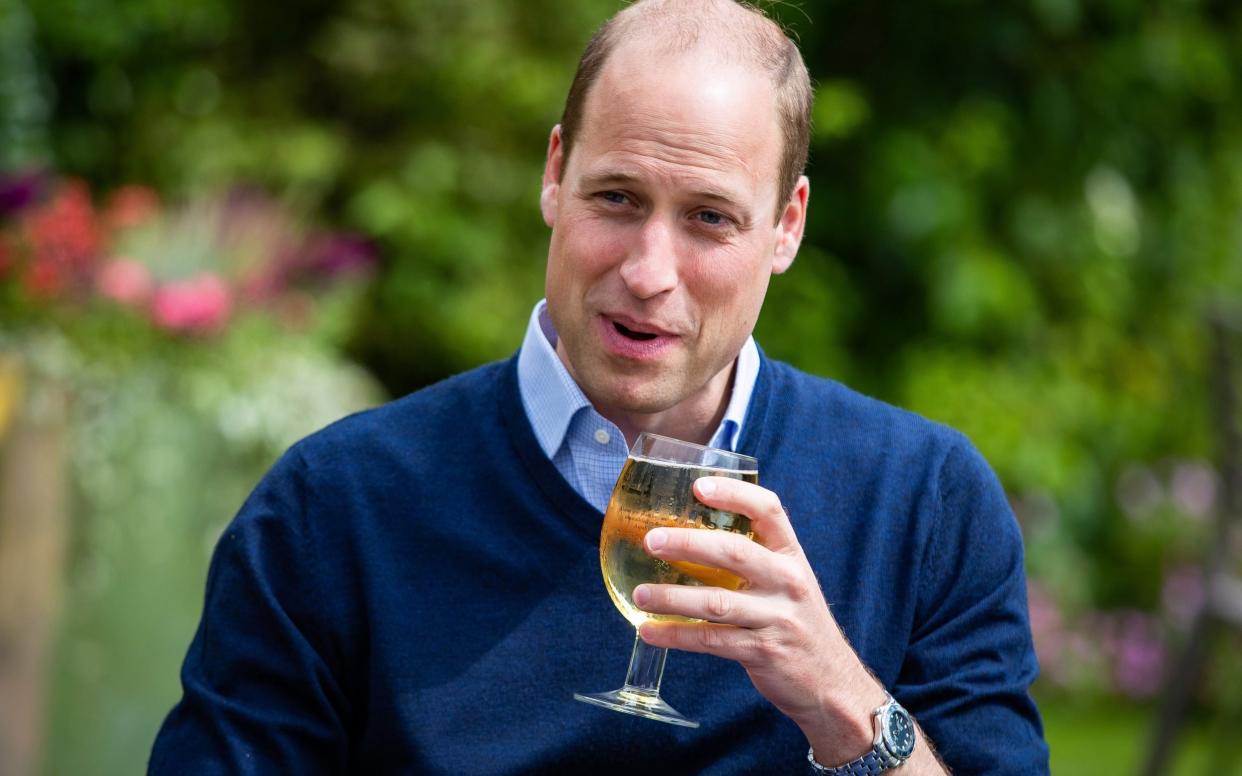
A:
<box><xmin>2</xmin><ymin>0</ymin><xmax>1241</xmax><ymax>773</ymax></box>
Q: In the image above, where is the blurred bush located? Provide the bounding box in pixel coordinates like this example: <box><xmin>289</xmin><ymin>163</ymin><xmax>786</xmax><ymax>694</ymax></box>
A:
<box><xmin>4</xmin><ymin>0</ymin><xmax>1242</xmax><ymax>771</ymax></box>
<box><xmin>0</xmin><ymin>171</ymin><xmax>384</xmax><ymax>773</ymax></box>
<box><xmin>776</xmin><ymin>1</ymin><xmax>1242</xmax><ymax>715</ymax></box>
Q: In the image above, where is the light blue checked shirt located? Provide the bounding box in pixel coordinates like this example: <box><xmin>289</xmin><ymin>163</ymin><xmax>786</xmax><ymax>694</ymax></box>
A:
<box><xmin>516</xmin><ymin>299</ymin><xmax>759</xmax><ymax>513</ymax></box>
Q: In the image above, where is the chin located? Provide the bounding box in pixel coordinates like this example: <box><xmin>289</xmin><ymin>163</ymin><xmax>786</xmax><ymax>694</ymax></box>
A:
<box><xmin>597</xmin><ymin>380</ymin><xmax>685</xmax><ymax>416</ymax></box>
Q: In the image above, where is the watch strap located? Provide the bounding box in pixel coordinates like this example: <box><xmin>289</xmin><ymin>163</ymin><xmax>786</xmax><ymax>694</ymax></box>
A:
<box><xmin>807</xmin><ymin>747</ymin><xmax>890</xmax><ymax>775</ymax></box>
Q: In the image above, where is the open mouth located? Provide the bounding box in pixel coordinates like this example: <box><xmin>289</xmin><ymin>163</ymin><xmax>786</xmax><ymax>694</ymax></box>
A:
<box><xmin>614</xmin><ymin>321</ymin><xmax>659</xmax><ymax>341</ymax></box>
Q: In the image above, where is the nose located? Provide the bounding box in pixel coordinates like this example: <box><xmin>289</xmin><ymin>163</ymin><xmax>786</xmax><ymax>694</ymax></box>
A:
<box><xmin>618</xmin><ymin>217</ymin><xmax>679</xmax><ymax>299</ymax></box>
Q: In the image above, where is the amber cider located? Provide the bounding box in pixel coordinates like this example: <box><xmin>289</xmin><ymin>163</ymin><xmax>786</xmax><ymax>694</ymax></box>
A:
<box><xmin>600</xmin><ymin>455</ymin><xmax>759</xmax><ymax>627</ymax></box>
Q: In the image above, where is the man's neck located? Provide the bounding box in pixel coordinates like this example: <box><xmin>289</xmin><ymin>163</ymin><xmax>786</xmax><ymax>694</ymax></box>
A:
<box><xmin>557</xmin><ymin>345</ymin><xmax>737</xmax><ymax>449</ymax></box>
<box><xmin>617</xmin><ymin>374</ymin><xmax>735</xmax><ymax>448</ymax></box>
<box><xmin>611</xmin><ymin>357</ymin><xmax>735</xmax><ymax>446</ymax></box>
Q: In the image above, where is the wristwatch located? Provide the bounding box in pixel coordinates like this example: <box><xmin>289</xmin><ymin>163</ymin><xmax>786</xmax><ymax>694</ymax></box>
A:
<box><xmin>806</xmin><ymin>694</ymin><xmax>917</xmax><ymax>774</ymax></box>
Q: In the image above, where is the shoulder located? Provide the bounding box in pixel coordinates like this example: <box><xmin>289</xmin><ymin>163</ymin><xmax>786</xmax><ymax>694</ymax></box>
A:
<box><xmin>767</xmin><ymin>362</ymin><xmax>1022</xmax><ymax>570</ymax></box>
<box><xmin>229</xmin><ymin>358</ymin><xmax>516</xmax><ymax>557</ymax></box>
<box><xmin>760</xmin><ymin>358</ymin><xmax>973</xmax><ymax>471</ymax></box>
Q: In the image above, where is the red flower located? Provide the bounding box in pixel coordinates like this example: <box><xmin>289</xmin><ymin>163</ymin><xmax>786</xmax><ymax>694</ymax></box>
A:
<box><xmin>19</xmin><ymin>179</ymin><xmax>102</xmax><ymax>299</ymax></box>
<box><xmin>25</xmin><ymin>259</ymin><xmax>67</xmax><ymax>298</ymax></box>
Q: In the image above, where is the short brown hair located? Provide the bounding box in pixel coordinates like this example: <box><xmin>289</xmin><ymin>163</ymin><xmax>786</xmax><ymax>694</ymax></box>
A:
<box><xmin>558</xmin><ymin>0</ymin><xmax>813</xmax><ymax>220</ymax></box>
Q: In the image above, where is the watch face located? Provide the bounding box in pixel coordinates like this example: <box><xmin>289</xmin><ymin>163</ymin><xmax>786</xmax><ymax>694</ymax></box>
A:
<box><xmin>883</xmin><ymin>705</ymin><xmax>917</xmax><ymax>759</ymax></box>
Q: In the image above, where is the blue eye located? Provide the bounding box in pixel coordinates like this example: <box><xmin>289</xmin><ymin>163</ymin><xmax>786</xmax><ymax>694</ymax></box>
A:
<box><xmin>697</xmin><ymin>210</ymin><xmax>725</xmax><ymax>226</ymax></box>
<box><xmin>601</xmin><ymin>191</ymin><xmax>627</xmax><ymax>205</ymax></box>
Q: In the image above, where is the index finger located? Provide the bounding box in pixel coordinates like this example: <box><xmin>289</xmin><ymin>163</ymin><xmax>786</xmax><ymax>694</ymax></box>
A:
<box><xmin>693</xmin><ymin>476</ymin><xmax>799</xmax><ymax>553</ymax></box>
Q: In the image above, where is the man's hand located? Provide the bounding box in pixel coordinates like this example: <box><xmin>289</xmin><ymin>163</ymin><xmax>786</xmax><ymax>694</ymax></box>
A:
<box><xmin>633</xmin><ymin>476</ymin><xmax>945</xmax><ymax>772</ymax></box>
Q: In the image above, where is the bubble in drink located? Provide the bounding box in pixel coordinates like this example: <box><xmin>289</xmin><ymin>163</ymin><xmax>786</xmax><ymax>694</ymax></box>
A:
<box><xmin>600</xmin><ymin>455</ymin><xmax>759</xmax><ymax>627</ymax></box>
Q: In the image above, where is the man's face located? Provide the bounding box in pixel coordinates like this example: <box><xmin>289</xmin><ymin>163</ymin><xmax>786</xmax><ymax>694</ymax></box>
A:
<box><xmin>540</xmin><ymin>44</ymin><xmax>807</xmax><ymax>425</ymax></box>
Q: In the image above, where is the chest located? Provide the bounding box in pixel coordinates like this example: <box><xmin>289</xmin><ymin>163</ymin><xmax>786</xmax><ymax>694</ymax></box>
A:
<box><xmin>329</xmin><ymin>459</ymin><xmax>924</xmax><ymax>773</ymax></box>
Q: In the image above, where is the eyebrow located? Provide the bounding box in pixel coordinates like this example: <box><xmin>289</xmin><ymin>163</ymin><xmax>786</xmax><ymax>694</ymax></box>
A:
<box><xmin>580</xmin><ymin>170</ymin><xmax>753</xmax><ymax>220</ymax></box>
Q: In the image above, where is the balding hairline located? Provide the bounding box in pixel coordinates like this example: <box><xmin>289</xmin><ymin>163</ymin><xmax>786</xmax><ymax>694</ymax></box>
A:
<box><xmin>611</xmin><ymin>0</ymin><xmax>785</xmax><ymax>66</ymax></box>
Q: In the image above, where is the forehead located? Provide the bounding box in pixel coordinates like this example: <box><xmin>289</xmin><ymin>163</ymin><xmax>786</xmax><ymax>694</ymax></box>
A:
<box><xmin>571</xmin><ymin>44</ymin><xmax>783</xmax><ymax>202</ymax></box>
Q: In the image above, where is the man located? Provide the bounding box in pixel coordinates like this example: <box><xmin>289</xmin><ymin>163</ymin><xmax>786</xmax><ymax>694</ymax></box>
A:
<box><xmin>151</xmin><ymin>1</ymin><xmax>1049</xmax><ymax>773</ymax></box>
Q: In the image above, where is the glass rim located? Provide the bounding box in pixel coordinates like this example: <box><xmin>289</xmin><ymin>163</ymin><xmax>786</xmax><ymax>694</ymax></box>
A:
<box><xmin>631</xmin><ymin>431</ymin><xmax>758</xmax><ymax>468</ymax></box>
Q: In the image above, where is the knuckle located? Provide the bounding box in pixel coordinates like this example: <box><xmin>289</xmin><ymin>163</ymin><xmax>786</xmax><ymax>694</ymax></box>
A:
<box><xmin>786</xmin><ymin>575</ymin><xmax>813</xmax><ymax>603</ymax></box>
<box><xmin>773</xmin><ymin>562</ymin><xmax>804</xmax><ymax>596</ymax></box>
<box><xmin>706</xmin><ymin>590</ymin><xmax>732</xmax><ymax>619</ymax></box>
<box><xmin>773</xmin><ymin>609</ymin><xmax>801</xmax><ymax>634</ymax></box>
<box><xmin>724</xmin><ymin>536</ymin><xmax>750</xmax><ymax>566</ymax></box>
<box><xmin>756</xmin><ymin>629</ymin><xmax>788</xmax><ymax>659</ymax></box>
<box><xmin>779</xmin><ymin>561</ymin><xmax>817</xmax><ymax>602</ymax></box>
<box><xmin>764</xmin><ymin>492</ymin><xmax>786</xmax><ymax>519</ymax></box>
<box><xmin>698</xmin><ymin>624</ymin><xmax>727</xmax><ymax>650</ymax></box>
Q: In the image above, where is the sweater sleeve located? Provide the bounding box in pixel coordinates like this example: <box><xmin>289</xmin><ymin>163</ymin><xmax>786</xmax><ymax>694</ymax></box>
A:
<box><xmin>148</xmin><ymin>447</ymin><xmax>350</xmax><ymax>775</ymax></box>
<box><xmin>894</xmin><ymin>437</ymin><xmax>1050</xmax><ymax>775</ymax></box>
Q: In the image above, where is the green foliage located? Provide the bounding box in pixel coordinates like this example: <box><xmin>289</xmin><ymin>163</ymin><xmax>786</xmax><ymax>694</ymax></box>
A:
<box><xmin>769</xmin><ymin>0</ymin><xmax>1242</xmax><ymax>615</ymax></box>
<box><xmin>9</xmin><ymin>328</ymin><xmax>383</xmax><ymax>776</ymax></box>
<box><xmin>0</xmin><ymin>0</ymin><xmax>50</xmax><ymax>167</ymax></box>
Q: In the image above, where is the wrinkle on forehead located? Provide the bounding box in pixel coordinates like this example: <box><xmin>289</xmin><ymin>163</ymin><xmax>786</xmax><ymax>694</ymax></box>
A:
<box><xmin>575</xmin><ymin>50</ymin><xmax>779</xmax><ymax>200</ymax></box>
<box><xmin>606</xmin><ymin>112</ymin><xmax>757</xmax><ymax>173</ymax></box>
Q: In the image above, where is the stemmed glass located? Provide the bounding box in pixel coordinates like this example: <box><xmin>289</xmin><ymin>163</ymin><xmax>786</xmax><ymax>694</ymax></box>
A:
<box><xmin>574</xmin><ymin>432</ymin><xmax>758</xmax><ymax>727</ymax></box>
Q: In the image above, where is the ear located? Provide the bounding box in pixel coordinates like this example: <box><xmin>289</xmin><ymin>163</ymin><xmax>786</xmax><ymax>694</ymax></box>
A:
<box><xmin>541</xmin><ymin>125</ymin><xmax>565</xmax><ymax>228</ymax></box>
<box><xmin>771</xmin><ymin>175</ymin><xmax>809</xmax><ymax>275</ymax></box>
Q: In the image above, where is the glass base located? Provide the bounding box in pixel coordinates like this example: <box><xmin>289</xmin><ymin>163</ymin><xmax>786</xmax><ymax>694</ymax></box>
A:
<box><xmin>574</xmin><ymin>688</ymin><xmax>700</xmax><ymax>728</ymax></box>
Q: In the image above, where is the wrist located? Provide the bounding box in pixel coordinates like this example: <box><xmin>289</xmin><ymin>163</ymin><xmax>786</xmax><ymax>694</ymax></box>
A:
<box><xmin>798</xmin><ymin>675</ymin><xmax>888</xmax><ymax>765</ymax></box>
<box><xmin>807</xmin><ymin>693</ymin><xmax>919</xmax><ymax>774</ymax></box>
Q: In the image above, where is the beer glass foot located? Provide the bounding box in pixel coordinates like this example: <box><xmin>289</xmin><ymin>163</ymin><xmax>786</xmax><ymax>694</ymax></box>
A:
<box><xmin>573</xmin><ymin>688</ymin><xmax>699</xmax><ymax>728</ymax></box>
<box><xmin>574</xmin><ymin>632</ymin><xmax>699</xmax><ymax>728</ymax></box>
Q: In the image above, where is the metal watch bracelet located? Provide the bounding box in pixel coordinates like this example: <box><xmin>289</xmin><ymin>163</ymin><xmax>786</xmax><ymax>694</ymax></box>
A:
<box><xmin>807</xmin><ymin>746</ymin><xmax>890</xmax><ymax>775</ymax></box>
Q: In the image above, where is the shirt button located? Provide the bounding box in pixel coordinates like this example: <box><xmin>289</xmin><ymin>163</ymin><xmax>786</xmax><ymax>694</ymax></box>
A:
<box><xmin>594</xmin><ymin>428</ymin><xmax>610</xmax><ymax>445</ymax></box>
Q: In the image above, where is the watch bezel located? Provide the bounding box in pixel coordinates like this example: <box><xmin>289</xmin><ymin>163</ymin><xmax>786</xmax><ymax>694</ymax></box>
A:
<box><xmin>875</xmin><ymin>697</ymin><xmax>916</xmax><ymax>764</ymax></box>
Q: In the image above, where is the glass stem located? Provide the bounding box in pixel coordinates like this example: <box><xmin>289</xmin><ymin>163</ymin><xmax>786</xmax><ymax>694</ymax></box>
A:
<box><xmin>621</xmin><ymin>630</ymin><xmax>667</xmax><ymax>696</ymax></box>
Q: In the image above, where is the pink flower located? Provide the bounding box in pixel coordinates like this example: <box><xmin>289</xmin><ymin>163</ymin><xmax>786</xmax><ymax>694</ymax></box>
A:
<box><xmin>1026</xmin><ymin>581</ymin><xmax>1082</xmax><ymax>687</ymax></box>
<box><xmin>96</xmin><ymin>258</ymin><xmax>153</xmax><ymax>306</ymax></box>
<box><xmin>1161</xmin><ymin>565</ymin><xmax>1205</xmax><ymax>628</ymax></box>
<box><xmin>1096</xmin><ymin>610</ymin><xmax>1167</xmax><ymax>699</ymax></box>
<box><xmin>149</xmin><ymin>273</ymin><xmax>233</xmax><ymax>334</ymax></box>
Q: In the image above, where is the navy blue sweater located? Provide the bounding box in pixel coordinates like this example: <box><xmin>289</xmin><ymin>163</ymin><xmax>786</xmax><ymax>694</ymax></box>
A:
<box><xmin>150</xmin><ymin>355</ymin><xmax>1049</xmax><ymax>774</ymax></box>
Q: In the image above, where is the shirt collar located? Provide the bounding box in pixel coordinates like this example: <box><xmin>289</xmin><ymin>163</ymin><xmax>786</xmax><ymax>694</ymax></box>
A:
<box><xmin>711</xmin><ymin>331</ymin><xmax>759</xmax><ymax>451</ymax></box>
<box><xmin>516</xmin><ymin>301</ymin><xmax>594</xmax><ymax>461</ymax></box>
<box><xmin>516</xmin><ymin>299</ymin><xmax>759</xmax><ymax>458</ymax></box>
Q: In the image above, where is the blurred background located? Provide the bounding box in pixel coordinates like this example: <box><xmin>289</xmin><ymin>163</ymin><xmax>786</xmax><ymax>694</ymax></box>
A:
<box><xmin>2</xmin><ymin>0</ymin><xmax>1241</xmax><ymax>773</ymax></box>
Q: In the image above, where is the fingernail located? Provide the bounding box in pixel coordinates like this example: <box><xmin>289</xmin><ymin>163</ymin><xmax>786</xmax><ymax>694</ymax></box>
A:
<box><xmin>646</xmin><ymin>528</ymin><xmax>667</xmax><ymax>551</ymax></box>
<box><xmin>697</xmin><ymin>478</ymin><xmax>716</xmax><ymax>497</ymax></box>
<box><xmin>634</xmin><ymin>584</ymin><xmax>650</xmax><ymax>606</ymax></box>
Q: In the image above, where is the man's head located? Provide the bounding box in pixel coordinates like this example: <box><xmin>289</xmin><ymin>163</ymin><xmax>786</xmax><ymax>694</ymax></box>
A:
<box><xmin>540</xmin><ymin>0</ymin><xmax>813</xmax><ymax>439</ymax></box>
<box><xmin>560</xmin><ymin>0</ymin><xmax>812</xmax><ymax>220</ymax></box>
